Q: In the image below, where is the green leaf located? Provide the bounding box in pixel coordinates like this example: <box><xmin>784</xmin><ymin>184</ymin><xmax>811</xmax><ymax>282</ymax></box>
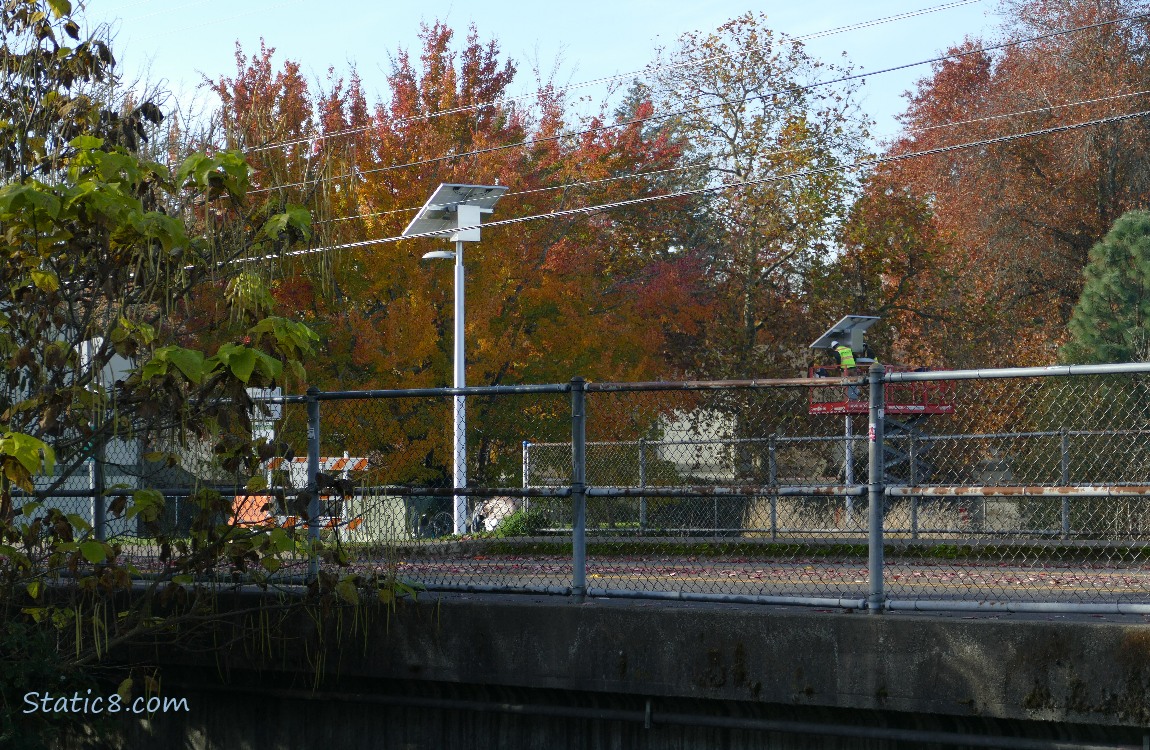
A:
<box><xmin>126</xmin><ymin>489</ymin><xmax>164</xmax><ymax>523</ymax></box>
<box><xmin>21</xmin><ymin>607</ymin><xmax>46</xmax><ymax>623</ymax></box>
<box><xmin>395</xmin><ymin>581</ymin><xmax>423</xmax><ymax>599</ymax></box>
<box><xmin>65</xmin><ymin>513</ymin><xmax>91</xmax><ymax>533</ymax></box>
<box><xmin>68</xmin><ymin>134</ymin><xmax>102</xmax><ymax>150</ymax></box>
<box><xmin>29</xmin><ymin>269</ymin><xmax>59</xmax><ymax>292</ymax></box>
<box><xmin>46</xmin><ymin>0</ymin><xmax>72</xmax><ymax>18</ymax></box>
<box><xmin>140</xmin><ymin>346</ymin><xmax>204</xmax><ymax>384</ymax></box>
<box><xmin>268</xmin><ymin>527</ymin><xmax>294</xmax><ymax>554</ymax></box>
<box><xmin>163</xmin><ymin>346</ymin><xmax>205</xmax><ymax>383</ymax></box>
<box><xmin>26</xmin><ymin>580</ymin><xmax>42</xmax><ymax>599</ymax></box>
<box><xmin>288</xmin><ymin>360</ymin><xmax>306</xmax><ymax>383</ymax></box>
<box><xmin>176</xmin><ymin>153</ymin><xmax>209</xmax><ymax>187</ymax></box>
<box><xmin>207</xmin><ymin>343</ymin><xmax>277</xmax><ymax>384</ymax></box>
<box><xmin>259</xmin><ymin>212</ymin><xmax>291</xmax><ymax>239</ymax></box>
<box><xmin>79</xmin><ymin>540</ymin><xmax>106</xmax><ymax>564</ymax></box>
<box><xmin>260</xmin><ymin>556</ymin><xmax>281</xmax><ymax>574</ymax></box>
<box><xmin>334</xmin><ymin>577</ymin><xmax>360</xmax><ymax>605</ymax></box>
<box><xmin>252</xmin><ymin>351</ymin><xmax>282</xmax><ymax>382</ymax></box>
<box><xmin>0</xmin><ymin>545</ymin><xmax>32</xmax><ymax>570</ymax></box>
<box><xmin>0</xmin><ymin>432</ymin><xmax>54</xmax><ymax>477</ymax></box>
<box><xmin>245</xmin><ymin>475</ymin><xmax>267</xmax><ymax>493</ymax></box>
<box><xmin>285</xmin><ymin>205</ymin><xmax>312</xmax><ymax>237</ymax></box>
<box><xmin>0</xmin><ymin>183</ymin><xmax>61</xmax><ymax>218</ymax></box>
<box><xmin>229</xmin><ymin>347</ymin><xmax>257</xmax><ymax>383</ymax></box>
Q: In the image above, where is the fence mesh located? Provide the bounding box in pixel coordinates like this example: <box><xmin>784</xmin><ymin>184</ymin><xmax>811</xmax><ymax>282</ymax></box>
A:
<box><xmin>880</xmin><ymin>373</ymin><xmax>1150</xmax><ymax>605</ymax></box>
<box><xmin>301</xmin><ymin>390</ymin><xmax>574</xmax><ymax>592</ymax></box>
<box><xmin>569</xmin><ymin>383</ymin><xmax>868</xmax><ymax>601</ymax></box>
<box><xmin>22</xmin><ymin>368</ymin><xmax>1150</xmax><ymax>607</ymax></box>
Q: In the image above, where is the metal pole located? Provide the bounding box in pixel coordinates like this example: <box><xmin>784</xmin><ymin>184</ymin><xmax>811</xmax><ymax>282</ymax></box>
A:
<box><xmin>1061</xmin><ymin>430</ymin><xmax>1071</xmax><ymax>539</ymax></box>
<box><xmin>571</xmin><ymin>377</ymin><xmax>587</xmax><ymax>602</ymax></box>
<box><xmin>867</xmin><ymin>364</ymin><xmax>886</xmax><ymax>613</ymax></box>
<box><xmin>638</xmin><ymin>438</ymin><xmax>647</xmax><ymax>533</ymax></box>
<box><xmin>522</xmin><ymin>441</ymin><xmax>530</xmax><ymax>513</ymax></box>
<box><xmin>91</xmin><ymin>438</ymin><xmax>106</xmax><ymax>542</ymax></box>
<box><xmin>768</xmin><ymin>434</ymin><xmax>777</xmax><ymax>541</ymax></box>
<box><xmin>909</xmin><ymin>433</ymin><xmax>918</xmax><ymax>540</ymax></box>
<box><xmin>453</xmin><ymin>239</ymin><xmax>467</xmax><ymax>534</ymax></box>
<box><xmin>844</xmin><ymin>415</ymin><xmax>854</xmax><ymax>526</ymax></box>
<box><xmin>306</xmin><ymin>386</ymin><xmax>321</xmax><ymax>581</ymax></box>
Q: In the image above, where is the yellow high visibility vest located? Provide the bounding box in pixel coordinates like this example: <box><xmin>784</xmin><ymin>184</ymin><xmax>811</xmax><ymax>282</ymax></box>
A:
<box><xmin>834</xmin><ymin>345</ymin><xmax>856</xmax><ymax>369</ymax></box>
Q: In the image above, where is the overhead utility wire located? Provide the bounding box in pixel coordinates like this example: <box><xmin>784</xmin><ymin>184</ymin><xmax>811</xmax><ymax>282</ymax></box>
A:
<box><xmin>317</xmin><ymin>157</ymin><xmax>717</xmax><ymax>225</ymax></box>
<box><xmin>903</xmin><ymin>88</ymin><xmax>1150</xmax><ymax>135</ymax></box>
<box><xmin>239</xmin><ymin>107</ymin><xmax>1150</xmax><ymax>264</ymax></box>
<box><xmin>249</xmin><ymin>12</ymin><xmax>1147</xmax><ymax>196</ymax></box>
<box><xmin>318</xmin><ymin>88</ymin><xmax>1150</xmax><ymax>227</ymax></box>
<box><xmin>242</xmin><ymin>0</ymin><xmax>984</xmax><ymax>156</ymax></box>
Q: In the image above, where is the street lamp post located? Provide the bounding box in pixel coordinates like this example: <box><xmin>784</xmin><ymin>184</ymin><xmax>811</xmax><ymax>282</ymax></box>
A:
<box><xmin>404</xmin><ymin>184</ymin><xmax>507</xmax><ymax>535</ymax></box>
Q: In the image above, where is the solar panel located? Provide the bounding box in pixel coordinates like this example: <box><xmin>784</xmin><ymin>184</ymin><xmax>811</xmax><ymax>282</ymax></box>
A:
<box><xmin>810</xmin><ymin>315</ymin><xmax>879</xmax><ymax>352</ymax></box>
<box><xmin>401</xmin><ymin>183</ymin><xmax>508</xmax><ymax>241</ymax></box>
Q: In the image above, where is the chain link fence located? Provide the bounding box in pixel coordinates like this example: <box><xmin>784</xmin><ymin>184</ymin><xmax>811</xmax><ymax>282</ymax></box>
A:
<box><xmin>879</xmin><ymin>368</ymin><xmax>1150</xmax><ymax>610</ymax></box>
<box><xmin>30</xmin><ymin>364</ymin><xmax>1150</xmax><ymax>611</ymax></box>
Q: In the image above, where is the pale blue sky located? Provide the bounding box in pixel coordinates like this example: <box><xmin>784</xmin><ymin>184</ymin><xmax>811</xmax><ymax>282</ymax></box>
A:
<box><xmin>85</xmin><ymin>0</ymin><xmax>1002</xmax><ymax>137</ymax></box>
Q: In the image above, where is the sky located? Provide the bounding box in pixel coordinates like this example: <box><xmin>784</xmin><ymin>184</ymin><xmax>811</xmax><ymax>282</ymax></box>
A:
<box><xmin>83</xmin><ymin>0</ymin><xmax>1006</xmax><ymax>139</ymax></box>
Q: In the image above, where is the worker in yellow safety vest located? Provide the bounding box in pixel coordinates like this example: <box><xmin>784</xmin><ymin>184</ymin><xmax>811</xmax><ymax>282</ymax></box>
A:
<box><xmin>830</xmin><ymin>340</ymin><xmax>856</xmax><ymax>375</ymax></box>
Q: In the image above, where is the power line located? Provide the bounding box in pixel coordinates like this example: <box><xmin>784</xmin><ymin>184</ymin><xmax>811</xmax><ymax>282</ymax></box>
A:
<box><xmin>248</xmin><ymin>12</ymin><xmax>1147</xmax><ymax>196</ymax></box>
<box><xmin>236</xmin><ymin>107</ymin><xmax>1150</xmax><ymax>264</ymax></box>
<box><xmin>241</xmin><ymin>0</ymin><xmax>988</xmax><ymax>157</ymax></box>
<box><xmin>903</xmin><ymin>88</ymin><xmax>1150</xmax><ymax>136</ymax></box>
<box><xmin>315</xmin><ymin>88</ymin><xmax>1150</xmax><ymax>228</ymax></box>
<box><xmin>316</xmin><ymin>157</ymin><xmax>719</xmax><ymax>226</ymax></box>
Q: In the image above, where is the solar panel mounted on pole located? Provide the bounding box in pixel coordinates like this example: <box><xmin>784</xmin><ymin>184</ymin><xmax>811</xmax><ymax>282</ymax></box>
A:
<box><xmin>404</xmin><ymin>184</ymin><xmax>508</xmax><ymax>536</ymax></box>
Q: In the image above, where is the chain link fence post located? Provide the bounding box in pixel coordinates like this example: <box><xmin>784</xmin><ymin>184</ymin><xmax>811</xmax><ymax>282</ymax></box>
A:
<box><xmin>306</xmin><ymin>386</ymin><xmax>320</xmax><ymax>581</ymax></box>
<box><xmin>845</xmin><ymin>415</ymin><xmax>855</xmax><ymax>526</ymax></box>
<box><xmin>868</xmin><ymin>364</ymin><xmax>886</xmax><ymax>613</ymax></box>
<box><xmin>909</xmin><ymin>432</ymin><xmax>919</xmax><ymax>540</ymax></box>
<box><xmin>91</xmin><ymin>437</ymin><xmax>106</xmax><ymax>542</ymax></box>
<box><xmin>522</xmin><ymin>440</ymin><xmax>531</xmax><ymax>513</ymax></box>
<box><xmin>1061</xmin><ymin>428</ymin><xmax>1071</xmax><ymax>539</ymax></box>
<box><xmin>571</xmin><ymin>377</ymin><xmax>587</xmax><ymax>602</ymax></box>
<box><xmin>769</xmin><ymin>433</ymin><xmax>778</xmax><ymax>541</ymax></box>
<box><xmin>638</xmin><ymin>438</ymin><xmax>647</xmax><ymax>534</ymax></box>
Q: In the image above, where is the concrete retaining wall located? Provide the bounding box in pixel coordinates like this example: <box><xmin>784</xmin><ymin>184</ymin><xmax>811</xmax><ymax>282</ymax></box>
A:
<box><xmin>90</xmin><ymin>594</ymin><xmax>1150</xmax><ymax>748</ymax></box>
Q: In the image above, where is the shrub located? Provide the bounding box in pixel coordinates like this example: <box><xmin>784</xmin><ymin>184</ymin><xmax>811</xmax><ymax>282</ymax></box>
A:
<box><xmin>494</xmin><ymin>508</ymin><xmax>548</xmax><ymax>537</ymax></box>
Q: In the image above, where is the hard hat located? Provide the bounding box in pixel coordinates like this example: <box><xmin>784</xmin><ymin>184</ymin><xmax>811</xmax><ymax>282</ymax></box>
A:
<box><xmin>830</xmin><ymin>340</ymin><xmax>839</xmax><ymax>347</ymax></box>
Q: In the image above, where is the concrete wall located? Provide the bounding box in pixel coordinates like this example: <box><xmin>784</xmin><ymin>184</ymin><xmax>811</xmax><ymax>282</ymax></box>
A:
<box><xmin>80</xmin><ymin>593</ymin><xmax>1150</xmax><ymax>749</ymax></box>
<box><xmin>100</xmin><ymin>677</ymin><xmax>1142</xmax><ymax>750</ymax></box>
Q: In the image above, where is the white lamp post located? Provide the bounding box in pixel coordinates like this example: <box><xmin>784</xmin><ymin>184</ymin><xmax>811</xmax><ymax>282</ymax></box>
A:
<box><xmin>403</xmin><ymin>184</ymin><xmax>507</xmax><ymax>535</ymax></box>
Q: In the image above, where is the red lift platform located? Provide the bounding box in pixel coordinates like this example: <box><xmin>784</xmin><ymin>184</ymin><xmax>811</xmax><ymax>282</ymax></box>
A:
<box><xmin>807</xmin><ymin>363</ymin><xmax>956</xmax><ymax>415</ymax></box>
<box><xmin>807</xmin><ymin>315</ymin><xmax>955</xmax><ymax>416</ymax></box>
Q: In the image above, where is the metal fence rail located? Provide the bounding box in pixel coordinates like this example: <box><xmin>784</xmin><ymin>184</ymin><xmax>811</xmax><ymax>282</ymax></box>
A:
<box><xmin>29</xmin><ymin>363</ymin><xmax>1150</xmax><ymax>613</ymax></box>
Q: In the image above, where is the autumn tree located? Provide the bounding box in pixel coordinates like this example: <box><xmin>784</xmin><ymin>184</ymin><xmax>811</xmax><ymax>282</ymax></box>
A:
<box><xmin>879</xmin><ymin>0</ymin><xmax>1150</xmax><ymax>367</ymax></box>
<box><xmin>646</xmin><ymin>12</ymin><xmax>871</xmax><ymax>378</ymax></box>
<box><xmin>808</xmin><ymin>173</ymin><xmax>953</xmax><ymax>366</ymax></box>
<box><xmin>213</xmin><ymin>23</ymin><xmax>713</xmax><ymax>486</ymax></box>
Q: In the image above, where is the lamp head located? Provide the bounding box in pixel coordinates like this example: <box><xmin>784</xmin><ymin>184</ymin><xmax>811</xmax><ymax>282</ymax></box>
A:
<box><xmin>421</xmin><ymin>250</ymin><xmax>456</xmax><ymax>261</ymax></box>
